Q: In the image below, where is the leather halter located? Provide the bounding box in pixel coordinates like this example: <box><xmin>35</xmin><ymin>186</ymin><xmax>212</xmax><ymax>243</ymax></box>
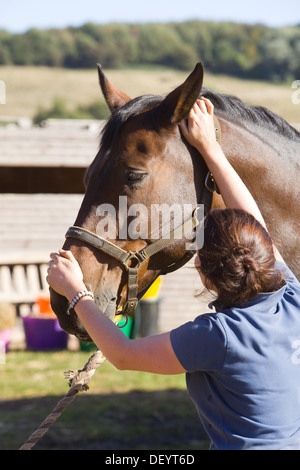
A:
<box><xmin>65</xmin><ymin>119</ymin><xmax>221</xmax><ymax>316</ymax></box>
<box><xmin>65</xmin><ymin>176</ymin><xmax>216</xmax><ymax>316</ymax></box>
<box><xmin>66</xmin><ymin>206</ymin><xmax>200</xmax><ymax>315</ymax></box>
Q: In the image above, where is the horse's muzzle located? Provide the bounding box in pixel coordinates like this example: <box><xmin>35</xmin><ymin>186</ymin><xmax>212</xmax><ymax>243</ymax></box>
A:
<box><xmin>49</xmin><ymin>287</ymin><xmax>117</xmax><ymax>343</ymax></box>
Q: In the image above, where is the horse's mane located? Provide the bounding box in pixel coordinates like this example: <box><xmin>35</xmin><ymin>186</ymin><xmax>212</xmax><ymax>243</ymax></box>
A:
<box><xmin>201</xmin><ymin>87</ymin><xmax>300</xmax><ymax>141</ymax></box>
<box><xmin>100</xmin><ymin>88</ymin><xmax>300</xmax><ymax>153</ymax></box>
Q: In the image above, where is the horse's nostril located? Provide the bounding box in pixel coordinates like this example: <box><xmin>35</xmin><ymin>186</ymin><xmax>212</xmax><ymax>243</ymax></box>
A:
<box><xmin>103</xmin><ymin>296</ymin><xmax>118</xmax><ymax>320</ymax></box>
<box><xmin>76</xmin><ymin>333</ymin><xmax>90</xmax><ymax>342</ymax></box>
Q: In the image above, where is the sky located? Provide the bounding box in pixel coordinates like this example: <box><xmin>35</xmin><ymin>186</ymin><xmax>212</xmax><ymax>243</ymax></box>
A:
<box><xmin>0</xmin><ymin>0</ymin><xmax>299</xmax><ymax>32</ymax></box>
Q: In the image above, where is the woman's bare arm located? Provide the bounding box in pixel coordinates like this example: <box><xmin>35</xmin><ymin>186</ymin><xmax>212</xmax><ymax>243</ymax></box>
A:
<box><xmin>47</xmin><ymin>250</ymin><xmax>185</xmax><ymax>374</ymax></box>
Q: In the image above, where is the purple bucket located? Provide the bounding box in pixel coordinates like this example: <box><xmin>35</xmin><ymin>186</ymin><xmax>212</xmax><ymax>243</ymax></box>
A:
<box><xmin>23</xmin><ymin>317</ymin><xmax>68</xmax><ymax>351</ymax></box>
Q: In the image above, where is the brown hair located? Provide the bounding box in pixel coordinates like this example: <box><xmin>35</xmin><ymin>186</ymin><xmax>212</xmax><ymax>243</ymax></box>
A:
<box><xmin>198</xmin><ymin>208</ymin><xmax>285</xmax><ymax>310</ymax></box>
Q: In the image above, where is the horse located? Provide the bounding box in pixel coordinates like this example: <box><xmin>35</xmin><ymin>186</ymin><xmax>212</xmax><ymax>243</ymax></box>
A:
<box><xmin>50</xmin><ymin>63</ymin><xmax>300</xmax><ymax>342</ymax></box>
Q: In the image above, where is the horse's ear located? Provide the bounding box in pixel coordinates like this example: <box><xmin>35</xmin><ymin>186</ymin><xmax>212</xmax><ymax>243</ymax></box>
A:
<box><xmin>97</xmin><ymin>64</ymin><xmax>131</xmax><ymax>113</ymax></box>
<box><xmin>156</xmin><ymin>62</ymin><xmax>204</xmax><ymax>126</ymax></box>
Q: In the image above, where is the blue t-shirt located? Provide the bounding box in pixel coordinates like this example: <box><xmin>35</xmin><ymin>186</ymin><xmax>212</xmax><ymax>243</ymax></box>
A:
<box><xmin>170</xmin><ymin>262</ymin><xmax>300</xmax><ymax>450</ymax></box>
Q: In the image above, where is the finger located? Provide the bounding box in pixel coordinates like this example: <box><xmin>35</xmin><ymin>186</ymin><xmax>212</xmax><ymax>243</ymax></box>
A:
<box><xmin>189</xmin><ymin>106</ymin><xmax>198</xmax><ymax>120</ymax></box>
<box><xmin>49</xmin><ymin>252</ymin><xmax>60</xmax><ymax>261</ymax></box>
<box><xmin>192</xmin><ymin>99</ymin><xmax>205</xmax><ymax>116</ymax></box>
<box><xmin>193</xmin><ymin>100</ymin><xmax>201</xmax><ymax>112</ymax></box>
<box><xmin>198</xmin><ymin>99</ymin><xmax>208</xmax><ymax>113</ymax></box>
<box><xmin>201</xmin><ymin>97</ymin><xmax>214</xmax><ymax>115</ymax></box>
<box><xmin>59</xmin><ymin>249</ymin><xmax>76</xmax><ymax>262</ymax></box>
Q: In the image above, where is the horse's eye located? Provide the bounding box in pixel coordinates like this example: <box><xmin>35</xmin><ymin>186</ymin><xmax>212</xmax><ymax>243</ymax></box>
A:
<box><xmin>126</xmin><ymin>170</ymin><xmax>147</xmax><ymax>183</ymax></box>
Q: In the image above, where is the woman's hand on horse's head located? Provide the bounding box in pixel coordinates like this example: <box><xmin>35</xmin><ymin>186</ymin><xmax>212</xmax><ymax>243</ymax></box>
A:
<box><xmin>180</xmin><ymin>97</ymin><xmax>219</xmax><ymax>156</ymax></box>
<box><xmin>47</xmin><ymin>250</ymin><xmax>86</xmax><ymax>301</ymax></box>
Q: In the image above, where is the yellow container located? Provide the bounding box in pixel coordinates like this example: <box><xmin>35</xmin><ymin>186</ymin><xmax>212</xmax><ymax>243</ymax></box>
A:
<box><xmin>142</xmin><ymin>277</ymin><xmax>162</xmax><ymax>300</ymax></box>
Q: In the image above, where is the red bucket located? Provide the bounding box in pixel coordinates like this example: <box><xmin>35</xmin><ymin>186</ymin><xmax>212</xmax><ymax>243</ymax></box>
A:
<box><xmin>23</xmin><ymin>317</ymin><xmax>68</xmax><ymax>351</ymax></box>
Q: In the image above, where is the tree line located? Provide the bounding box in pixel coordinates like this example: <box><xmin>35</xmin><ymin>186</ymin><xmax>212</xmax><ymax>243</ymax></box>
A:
<box><xmin>1</xmin><ymin>21</ymin><xmax>299</xmax><ymax>81</ymax></box>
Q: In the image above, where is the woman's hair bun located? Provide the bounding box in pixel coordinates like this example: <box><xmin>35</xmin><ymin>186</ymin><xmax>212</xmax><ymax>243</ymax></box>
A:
<box><xmin>199</xmin><ymin>208</ymin><xmax>285</xmax><ymax>309</ymax></box>
<box><xmin>230</xmin><ymin>245</ymin><xmax>257</xmax><ymax>273</ymax></box>
<box><xmin>231</xmin><ymin>245</ymin><xmax>250</xmax><ymax>257</ymax></box>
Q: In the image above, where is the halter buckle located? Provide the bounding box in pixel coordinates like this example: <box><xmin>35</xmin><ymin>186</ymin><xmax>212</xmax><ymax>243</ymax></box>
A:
<box><xmin>123</xmin><ymin>252</ymin><xmax>141</xmax><ymax>270</ymax></box>
<box><xmin>123</xmin><ymin>250</ymin><xmax>148</xmax><ymax>270</ymax></box>
<box><xmin>205</xmin><ymin>171</ymin><xmax>220</xmax><ymax>194</ymax></box>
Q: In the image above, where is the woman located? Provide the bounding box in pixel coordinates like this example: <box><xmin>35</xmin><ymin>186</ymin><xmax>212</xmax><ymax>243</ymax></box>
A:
<box><xmin>47</xmin><ymin>98</ymin><xmax>300</xmax><ymax>450</ymax></box>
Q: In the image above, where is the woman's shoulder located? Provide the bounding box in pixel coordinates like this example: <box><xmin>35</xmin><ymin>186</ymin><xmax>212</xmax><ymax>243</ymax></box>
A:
<box><xmin>275</xmin><ymin>261</ymin><xmax>300</xmax><ymax>289</ymax></box>
<box><xmin>170</xmin><ymin>312</ymin><xmax>228</xmax><ymax>372</ymax></box>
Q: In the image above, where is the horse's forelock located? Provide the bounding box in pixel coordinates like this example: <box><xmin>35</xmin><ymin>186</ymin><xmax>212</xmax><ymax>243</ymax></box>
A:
<box><xmin>85</xmin><ymin>95</ymin><xmax>164</xmax><ymax>185</ymax></box>
<box><xmin>100</xmin><ymin>94</ymin><xmax>163</xmax><ymax>153</ymax></box>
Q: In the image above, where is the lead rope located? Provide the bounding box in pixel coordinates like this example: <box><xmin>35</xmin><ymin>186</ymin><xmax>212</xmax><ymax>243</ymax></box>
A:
<box><xmin>19</xmin><ymin>350</ymin><xmax>106</xmax><ymax>450</ymax></box>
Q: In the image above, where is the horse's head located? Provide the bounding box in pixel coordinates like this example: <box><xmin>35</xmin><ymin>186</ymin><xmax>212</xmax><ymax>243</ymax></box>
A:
<box><xmin>50</xmin><ymin>63</ymin><xmax>210</xmax><ymax>342</ymax></box>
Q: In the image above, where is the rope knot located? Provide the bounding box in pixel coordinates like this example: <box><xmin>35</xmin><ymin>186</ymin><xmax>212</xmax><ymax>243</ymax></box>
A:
<box><xmin>19</xmin><ymin>350</ymin><xmax>106</xmax><ymax>450</ymax></box>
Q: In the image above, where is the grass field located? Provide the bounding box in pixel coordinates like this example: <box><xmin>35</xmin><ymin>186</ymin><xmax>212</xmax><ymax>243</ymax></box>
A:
<box><xmin>0</xmin><ymin>65</ymin><xmax>299</xmax><ymax>125</ymax></box>
<box><xmin>0</xmin><ymin>350</ymin><xmax>209</xmax><ymax>450</ymax></box>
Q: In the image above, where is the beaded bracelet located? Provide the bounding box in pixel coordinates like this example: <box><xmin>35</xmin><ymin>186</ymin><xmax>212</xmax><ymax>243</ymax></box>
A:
<box><xmin>69</xmin><ymin>290</ymin><xmax>94</xmax><ymax>310</ymax></box>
